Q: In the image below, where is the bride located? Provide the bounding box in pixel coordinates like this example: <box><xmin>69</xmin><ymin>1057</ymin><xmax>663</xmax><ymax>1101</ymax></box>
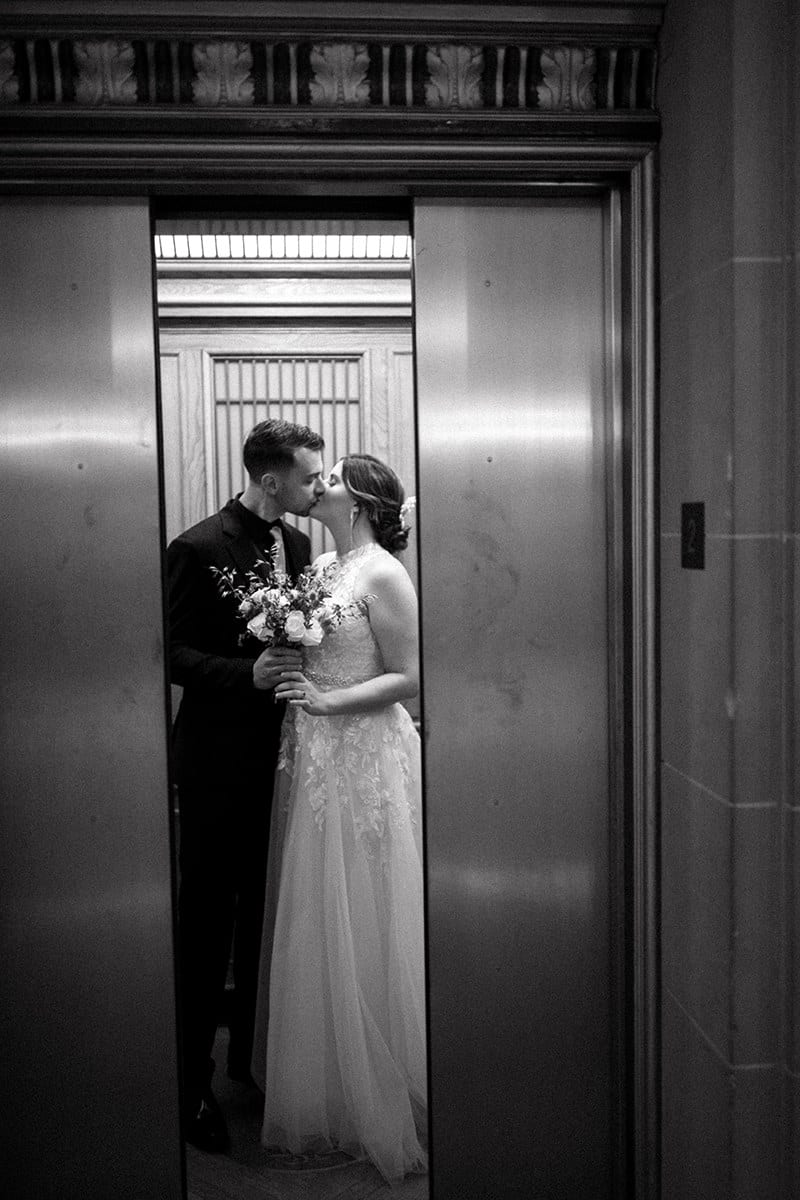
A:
<box><xmin>250</xmin><ymin>453</ymin><xmax>427</xmax><ymax>1182</ymax></box>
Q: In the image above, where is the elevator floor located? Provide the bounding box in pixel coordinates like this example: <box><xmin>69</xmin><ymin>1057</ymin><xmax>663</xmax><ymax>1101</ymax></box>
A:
<box><xmin>186</xmin><ymin>1027</ymin><xmax>428</xmax><ymax>1200</ymax></box>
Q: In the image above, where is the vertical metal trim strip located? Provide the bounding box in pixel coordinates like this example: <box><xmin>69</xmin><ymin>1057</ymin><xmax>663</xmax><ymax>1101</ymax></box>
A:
<box><xmin>630</xmin><ymin>152</ymin><xmax>660</xmax><ymax>1200</ymax></box>
<box><xmin>604</xmin><ymin>185</ymin><xmax>629</xmax><ymax>1198</ymax></box>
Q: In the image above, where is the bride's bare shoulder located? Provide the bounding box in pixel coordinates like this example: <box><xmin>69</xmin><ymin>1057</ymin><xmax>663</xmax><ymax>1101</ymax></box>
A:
<box><xmin>359</xmin><ymin>548</ymin><xmax>415</xmax><ymax>596</ymax></box>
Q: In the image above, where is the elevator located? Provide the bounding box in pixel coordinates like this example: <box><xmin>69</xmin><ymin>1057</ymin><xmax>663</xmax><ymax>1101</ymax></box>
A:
<box><xmin>416</xmin><ymin>199</ymin><xmax>622</xmax><ymax>1197</ymax></box>
<box><xmin>0</xmin><ymin>178</ymin><xmax>656</xmax><ymax>1199</ymax></box>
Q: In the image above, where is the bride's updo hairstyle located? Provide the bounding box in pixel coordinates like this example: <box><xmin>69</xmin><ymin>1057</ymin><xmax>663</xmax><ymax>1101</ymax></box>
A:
<box><xmin>341</xmin><ymin>454</ymin><xmax>410</xmax><ymax>554</ymax></box>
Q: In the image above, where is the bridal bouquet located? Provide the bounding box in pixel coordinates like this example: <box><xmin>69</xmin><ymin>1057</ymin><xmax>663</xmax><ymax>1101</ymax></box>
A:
<box><xmin>211</xmin><ymin>551</ymin><xmax>344</xmax><ymax>648</ymax></box>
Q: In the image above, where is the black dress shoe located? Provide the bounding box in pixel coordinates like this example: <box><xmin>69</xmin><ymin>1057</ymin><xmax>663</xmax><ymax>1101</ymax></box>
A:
<box><xmin>185</xmin><ymin>1092</ymin><xmax>230</xmax><ymax>1154</ymax></box>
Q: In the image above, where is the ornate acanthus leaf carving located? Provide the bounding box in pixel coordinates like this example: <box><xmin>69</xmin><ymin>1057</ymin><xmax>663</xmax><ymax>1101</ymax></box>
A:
<box><xmin>0</xmin><ymin>40</ymin><xmax>18</xmax><ymax>102</ymax></box>
<box><xmin>309</xmin><ymin>43</ymin><xmax>370</xmax><ymax>105</ymax></box>
<box><xmin>192</xmin><ymin>41</ymin><xmax>254</xmax><ymax>106</ymax></box>
<box><xmin>425</xmin><ymin>45</ymin><xmax>484</xmax><ymax>108</ymax></box>
<box><xmin>537</xmin><ymin>48</ymin><xmax>596</xmax><ymax>111</ymax></box>
<box><xmin>74</xmin><ymin>40</ymin><xmax>137</xmax><ymax>105</ymax></box>
<box><xmin>0</xmin><ymin>35</ymin><xmax>653</xmax><ymax>113</ymax></box>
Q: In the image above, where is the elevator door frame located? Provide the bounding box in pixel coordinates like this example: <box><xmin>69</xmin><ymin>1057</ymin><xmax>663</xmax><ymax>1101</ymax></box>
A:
<box><xmin>1</xmin><ymin>137</ymin><xmax>658</xmax><ymax>1198</ymax></box>
<box><xmin>145</xmin><ymin>153</ymin><xmax>657</xmax><ymax>1199</ymax></box>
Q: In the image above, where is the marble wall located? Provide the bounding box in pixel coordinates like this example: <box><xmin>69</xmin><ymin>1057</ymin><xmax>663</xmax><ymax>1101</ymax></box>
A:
<box><xmin>658</xmin><ymin>0</ymin><xmax>798</xmax><ymax>1194</ymax></box>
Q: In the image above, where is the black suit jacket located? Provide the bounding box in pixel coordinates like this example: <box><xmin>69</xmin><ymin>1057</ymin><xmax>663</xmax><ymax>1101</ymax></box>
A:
<box><xmin>167</xmin><ymin>499</ymin><xmax>312</xmax><ymax>799</ymax></box>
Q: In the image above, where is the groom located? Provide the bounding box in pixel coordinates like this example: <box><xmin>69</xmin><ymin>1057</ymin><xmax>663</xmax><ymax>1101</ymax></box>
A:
<box><xmin>167</xmin><ymin>418</ymin><xmax>325</xmax><ymax>1152</ymax></box>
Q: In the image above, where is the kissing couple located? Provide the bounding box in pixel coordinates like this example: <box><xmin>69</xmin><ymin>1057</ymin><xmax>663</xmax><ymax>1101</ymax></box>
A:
<box><xmin>167</xmin><ymin>418</ymin><xmax>427</xmax><ymax>1183</ymax></box>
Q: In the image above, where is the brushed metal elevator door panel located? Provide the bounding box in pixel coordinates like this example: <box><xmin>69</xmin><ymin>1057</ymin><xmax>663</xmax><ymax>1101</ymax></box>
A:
<box><xmin>414</xmin><ymin>201</ymin><xmax>613</xmax><ymax>1199</ymax></box>
<box><xmin>0</xmin><ymin>201</ymin><xmax>182</xmax><ymax>1199</ymax></box>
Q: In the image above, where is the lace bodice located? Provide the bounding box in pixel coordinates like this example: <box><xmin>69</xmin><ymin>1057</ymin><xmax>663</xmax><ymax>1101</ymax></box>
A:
<box><xmin>276</xmin><ymin>540</ymin><xmax>419</xmax><ymax>846</ymax></box>
<box><xmin>303</xmin><ymin>543</ymin><xmax>387</xmax><ymax>691</ymax></box>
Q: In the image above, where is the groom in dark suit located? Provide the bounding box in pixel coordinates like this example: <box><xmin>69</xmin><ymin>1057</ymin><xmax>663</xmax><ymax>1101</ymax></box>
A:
<box><xmin>167</xmin><ymin>418</ymin><xmax>325</xmax><ymax>1152</ymax></box>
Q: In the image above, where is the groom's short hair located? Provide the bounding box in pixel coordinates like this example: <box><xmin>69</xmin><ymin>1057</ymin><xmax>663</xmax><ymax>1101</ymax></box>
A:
<box><xmin>243</xmin><ymin>419</ymin><xmax>324</xmax><ymax>479</ymax></box>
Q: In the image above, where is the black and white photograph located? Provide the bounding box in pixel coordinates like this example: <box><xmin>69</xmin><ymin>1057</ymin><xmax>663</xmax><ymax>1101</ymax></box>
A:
<box><xmin>0</xmin><ymin>3</ymin><xmax>796</xmax><ymax>1200</ymax></box>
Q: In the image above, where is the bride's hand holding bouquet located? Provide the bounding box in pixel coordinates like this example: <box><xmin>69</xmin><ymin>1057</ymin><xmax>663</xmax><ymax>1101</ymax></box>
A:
<box><xmin>273</xmin><ymin>670</ymin><xmax>330</xmax><ymax>715</ymax></box>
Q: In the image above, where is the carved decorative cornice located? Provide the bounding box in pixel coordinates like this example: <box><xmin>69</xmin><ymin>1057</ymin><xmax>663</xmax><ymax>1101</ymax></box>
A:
<box><xmin>0</xmin><ymin>5</ymin><xmax>662</xmax><ymax>186</ymax></box>
<box><xmin>0</xmin><ymin>36</ymin><xmax>656</xmax><ymax>114</ymax></box>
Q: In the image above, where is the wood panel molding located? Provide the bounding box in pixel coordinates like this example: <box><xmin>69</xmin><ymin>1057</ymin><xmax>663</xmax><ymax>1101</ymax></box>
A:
<box><xmin>157</xmin><ymin>260</ymin><xmax>412</xmax><ymax>321</ymax></box>
<box><xmin>158</xmin><ymin>323</ymin><xmax>415</xmax><ymax>545</ymax></box>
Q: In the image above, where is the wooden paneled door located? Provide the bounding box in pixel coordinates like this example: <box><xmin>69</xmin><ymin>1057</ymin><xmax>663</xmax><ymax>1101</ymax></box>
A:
<box><xmin>158</xmin><ymin>326</ymin><xmax>415</xmax><ymax>563</ymax></box>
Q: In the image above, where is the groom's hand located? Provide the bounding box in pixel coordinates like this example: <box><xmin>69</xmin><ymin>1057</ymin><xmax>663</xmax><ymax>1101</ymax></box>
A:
<box><xmin>253</xmin><ymin>645</ymin><xmax>303</xmax><ymax>690</ymax></box>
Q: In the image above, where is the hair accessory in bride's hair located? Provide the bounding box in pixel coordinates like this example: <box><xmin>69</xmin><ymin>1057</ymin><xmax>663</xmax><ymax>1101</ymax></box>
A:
<box><xmin>399</xmin><ymin>496</ymin><xmax>416</xmax><ymax>531</ymax></box>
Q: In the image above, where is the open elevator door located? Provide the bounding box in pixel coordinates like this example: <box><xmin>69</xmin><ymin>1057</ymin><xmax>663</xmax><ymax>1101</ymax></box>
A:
<box><xmin>0</xmin><ymin>200</ymin><xmax>183</xmax><ymax>1199</ymax></box>
<box><xmin>413</xmin><ymin>199</ymin><xmax>624</xmax><ymax>1199</ymax></box>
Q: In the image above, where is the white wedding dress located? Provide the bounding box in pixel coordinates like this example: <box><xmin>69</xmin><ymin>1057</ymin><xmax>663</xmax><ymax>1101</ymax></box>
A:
<box><xmin>251</xmin><ymin>543</ymin><xmax>427</xmax><ymax>1182</ymax></box>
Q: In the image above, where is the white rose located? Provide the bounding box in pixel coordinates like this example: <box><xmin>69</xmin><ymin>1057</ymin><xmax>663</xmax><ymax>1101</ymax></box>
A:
<box><xmin>249</xmin><ymin>588</ymin><xmax>268</xmax><ymax>605</ymax></box>
<box><xmin>247</xmin><ymin>612</ymin><xmax>271</xmax><ymax>641</ymax></box>
<box><xmin>239</xmin><ymin>599</ymin><xmax>253</xmax><ymax>616</ymax></box>
<box><xmin>300</xmin><ymin>619</ymin><xmax>324</xmax><ymax>647</ymax></box>
<box><xmin>284</xmin><ymin>610</ymin><xmax>306</xmax><ymax>641</ymax></box>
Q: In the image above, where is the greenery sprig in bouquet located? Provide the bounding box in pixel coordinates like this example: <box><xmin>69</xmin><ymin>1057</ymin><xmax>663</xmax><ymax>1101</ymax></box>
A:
<box><xmin>211</xmin><ymin>549</ymin><xmax>346</xmax><ymax>648</ymax></box>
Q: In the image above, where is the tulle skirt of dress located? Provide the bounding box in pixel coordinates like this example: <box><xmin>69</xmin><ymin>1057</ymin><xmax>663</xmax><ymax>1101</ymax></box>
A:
<box><xmin>251</xmin><ymin>701</ymin><xmax>428</xmax><ymax>1183</ymax></box>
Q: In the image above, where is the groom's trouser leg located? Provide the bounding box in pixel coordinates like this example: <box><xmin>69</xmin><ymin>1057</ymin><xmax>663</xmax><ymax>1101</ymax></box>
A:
<box><xmin>177</xmin><ymin>791</ymin><xmax>237</xmax><ymax>1118</ymax></box>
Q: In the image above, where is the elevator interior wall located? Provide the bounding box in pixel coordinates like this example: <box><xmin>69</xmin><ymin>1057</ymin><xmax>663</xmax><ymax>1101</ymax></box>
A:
<box><xmin>414</xmin><ymin>200</ymin><xmax>618</xmax><ymax>1199</ymax></box>
<box><xmin>0</xmin><ymin>199</ymin><xmax>182</xmax><ymax>1200</ymax></box>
